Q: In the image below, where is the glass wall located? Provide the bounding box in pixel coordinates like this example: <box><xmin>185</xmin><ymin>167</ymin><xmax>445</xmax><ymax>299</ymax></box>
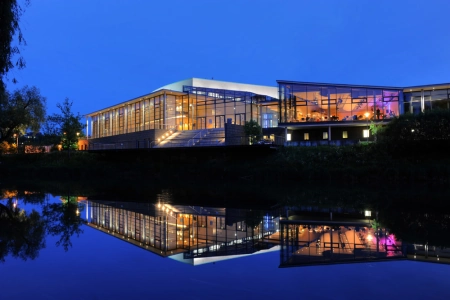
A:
<box><xmin>89</xmin><ymin>87</ymin><xmax>279</xmax><ymax>139</ymax></box>
<box><xmin>404</xmin><ymin>88</ymin><xmax>450</xmax><ymax>113</ymax></box>
<box><xmin>279</xmin><ymin>82</ymin><xmax>401</xmax><ymax>123</ymax></box>
<box><xmin>183</xmin><ymin>86</ymin><xmax>260</xmax><ymax>130</ymax></box>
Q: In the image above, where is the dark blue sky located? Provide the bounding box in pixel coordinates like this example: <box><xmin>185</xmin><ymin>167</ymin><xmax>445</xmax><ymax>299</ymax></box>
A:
<box><xmin>6</xmin><ymin>0</ymin><xmax>450</xmax><ymax>116</ymax></box>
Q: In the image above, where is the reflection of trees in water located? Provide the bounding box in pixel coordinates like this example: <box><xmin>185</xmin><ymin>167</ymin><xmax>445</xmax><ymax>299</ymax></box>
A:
<box><xmin>0</xmin><ymin>191</ymin><xmax>84</xmax><ymax>262</ymax></box>
<box><xmin>0</xmin><ymin>199</ymin><xmax>46</xmax><ymax>262</ymax></box>
<box><xmin>43</xmin><ymin>196</ymin><xmax>84</xmax><ymax>251</ymax></box>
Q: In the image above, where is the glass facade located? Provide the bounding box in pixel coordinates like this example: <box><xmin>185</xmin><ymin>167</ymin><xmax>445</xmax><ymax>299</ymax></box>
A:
<box><xmin>183</xmin><ymin>86</ymin><xmax>258</xmax><ymax>130</ymax></box>
<box><xmin>278</xmin><ymin>82</ymin><xmax>401</xmax><ymax>123</ymax></box>
<box><xmin>88</xmin><ymin>86</ymin><xmax>279</xmax><ymax>139</ymax></box>
<box><xmin>403</xmin><ymin>88</ymin><xmax>450</xmax><ymax>114</ymax></box>
<box><xmin>87</xmin><ymin>79</ymin><xmax>450</xmax><ymax>142</ymax></box>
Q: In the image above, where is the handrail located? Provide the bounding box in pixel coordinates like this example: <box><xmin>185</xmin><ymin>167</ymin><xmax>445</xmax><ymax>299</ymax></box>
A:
<box><xmin>187</xmin><ymin>129</ymin><xmax>207</xmax><ymax>147</ymax></box>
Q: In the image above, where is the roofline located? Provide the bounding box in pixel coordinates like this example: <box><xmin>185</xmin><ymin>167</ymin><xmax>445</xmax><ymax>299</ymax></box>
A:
<box><xmin>403</xmin><ymin>82</ymin><xmax>450</xmax><ymax>92</ymax></box>
<box><xmin>276</xmin><ymin>80</ymin><xmax>404</xmax><ymax>90</ymax></box>
<box><xmin>277</xmin><ymin>80</ymin><xmax>450</xmax><ymax>91</ymax></box>
<box><xmin>404</xmin><ymin>82</ymin><xmax>450</xmax><ymax>88</ymax></box>
<box><xmin>85</xmin><ymin>89</ymin><xmax>186</xmax><ymax>116</ymax></box>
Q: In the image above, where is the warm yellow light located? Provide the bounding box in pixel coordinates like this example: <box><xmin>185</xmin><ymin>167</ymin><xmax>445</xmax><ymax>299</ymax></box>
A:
<box><xmin>367</xmin><ymin>234</ymin><xmax>373</xmax><ymax>241</ymax></box>
<box><xmin>364</xmin><ymin>112</ymin><xmax>370</xmax><ymax>118</ymax></box>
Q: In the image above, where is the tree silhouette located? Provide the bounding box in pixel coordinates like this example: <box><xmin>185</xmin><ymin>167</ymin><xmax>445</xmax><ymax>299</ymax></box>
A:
<box><xmin>0</xmin><ymin>199</ymin><xmax>46</xmax><ymax>262</ymax></box>
<box><xmin>43</xmin><ymin>195</ymin><xmax>84</xmax><ymax>251</ymax></box>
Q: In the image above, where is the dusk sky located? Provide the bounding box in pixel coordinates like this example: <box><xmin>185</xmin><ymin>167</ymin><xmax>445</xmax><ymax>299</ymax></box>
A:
<box><xmin>5</xmin><ymin>0</ymin><xmax>450</xmax><ymax>117</ymax></box>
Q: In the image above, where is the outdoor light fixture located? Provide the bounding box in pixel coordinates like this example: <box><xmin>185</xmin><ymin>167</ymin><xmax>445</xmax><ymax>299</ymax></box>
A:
<box><xmin>364</xmin><ymin>112</ymin><xmax>370</xmax><ymax>142</ymax></box>
<box><xmin>286</xmin><ymin>133</ymin><xmax>291</xmax><ymax>141</ymax></box>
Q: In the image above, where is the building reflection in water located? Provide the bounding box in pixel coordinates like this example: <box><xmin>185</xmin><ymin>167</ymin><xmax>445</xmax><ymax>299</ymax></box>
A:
<box><xmin>81</xmin><ymin>197</ymin><xmax>282</xmax><ymax>265</ymax></box>
<box><xmin>76</xmin><ymin>194</ymin><xmax>450</xmax><ymax>267</ymax></box>
<box><xmin>279</xmin><ymin>220</ymin><xmax>404</xmax><ymax>267</ymax></box>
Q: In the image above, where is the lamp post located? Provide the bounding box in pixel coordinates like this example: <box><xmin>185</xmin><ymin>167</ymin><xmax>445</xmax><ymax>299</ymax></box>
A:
<box><xmin>13</xmin><ymin>133</ymin><xmax>18</xmax><ymax>153</ymax></box>
<box><xmin>364</xmin><ymin>112</ymin><xmax>370</xmax><ymax>142</ymax></box>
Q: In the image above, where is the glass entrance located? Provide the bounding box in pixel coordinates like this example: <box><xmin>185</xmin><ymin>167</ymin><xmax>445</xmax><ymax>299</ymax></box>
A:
<box><xmin>215</xmin><ymin>115</ymin><xmax>225</xmax><ymax>128</ymax></box>
<box><xmin>196</xmin><ymin>117</ymin><xmax>206</xmax><ymax>129</ymax></box>
<box><xmin>235</xmin><ymin>113</ymin><xmax>245</xmax><ymax>125</ymax></box>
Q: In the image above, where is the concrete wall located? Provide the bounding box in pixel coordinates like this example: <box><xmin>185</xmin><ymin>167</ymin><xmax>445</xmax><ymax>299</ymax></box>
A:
<box><xmin>225</xmin><ymin>122</ymin><xmax>246</xmax><ymax>146</ymax></box>
<box><xmin>88</xmin><ymin>129</ymin><xmax>168</xmax><ymax>150</ymax></box>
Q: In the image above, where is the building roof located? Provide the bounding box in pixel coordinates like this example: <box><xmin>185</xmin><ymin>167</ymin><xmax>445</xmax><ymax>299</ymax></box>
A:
<box><xmin>277</xmin><ymin>80</ymin><xmax>450</xmax><ymax>92</ymax></box>
<box><xmin>276</xmin><ymin>80</ymin><xmax>404</xmax><ymax>90</ymax></box>
<box><xmin>403</xmin><ymin>83</ymin><xmax>450</xmax><ymax>92</ymax></box>
<box><xmin>155</xmin><ymin>78</ymin><xmax>278</xmax><ymax>99</ymax></box>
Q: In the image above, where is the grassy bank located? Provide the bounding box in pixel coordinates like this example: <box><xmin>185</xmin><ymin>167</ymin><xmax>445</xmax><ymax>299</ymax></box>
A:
<box><xmin>1</xmin><ymin>141</ymin><xmax>450</xmax><ymax>185</ymax></box>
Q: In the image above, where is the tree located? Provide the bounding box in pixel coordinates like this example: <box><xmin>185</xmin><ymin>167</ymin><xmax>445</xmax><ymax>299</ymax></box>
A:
<box><xmin>46</xmin><ymin>98</ymin><xmax>85</xmax><ymax>151</ymax></box>
<box><xmin>0</xmin><ymin>0</ymin><xmax>30</xmax><ymax>89</ymax></box>
<box><xmin>379</xmin><ymin>110</ymin><xmax>450</xmax><ymax>143</ymax></box>
<box><xmin>244</xmin><ymin>119</ymin><xmax>262</xmax><ymax>144</ymax></box>
<box><xmin>369</xmin><ymin>121</ymin><xmax>385</xmax><ymax>143</ymax></box>
<box><xmin>0</xmin><ymin>85</ymin><xmax>46</xmax><ymax>143</ymax></box>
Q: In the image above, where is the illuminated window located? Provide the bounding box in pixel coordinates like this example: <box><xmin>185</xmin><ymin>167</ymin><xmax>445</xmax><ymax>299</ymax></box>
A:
<box><xmin>363</xmin><ymin>129</ymin><xmax>369</xmax><ymax>138</ymax></box>
<box><xmin>323</xmin><ymin>132</ymin><xmax>328</xmax><ymax>139</ymax></box>
<box><xmin>342</xmin><ymin>131</ymin><xmax>348</xmax><ymax>139</ymax></box>
<box><xmin>304</xmin><ymin>133</ymin><xmax>309</xmax><ymax>140</ymax></box>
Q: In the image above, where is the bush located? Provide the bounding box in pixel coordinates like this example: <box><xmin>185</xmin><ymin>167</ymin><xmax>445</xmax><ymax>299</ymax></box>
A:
<box><xmin>0</xmin><ymin>141</ymin><xmax>16</xmax><ymax>154</ymax></box>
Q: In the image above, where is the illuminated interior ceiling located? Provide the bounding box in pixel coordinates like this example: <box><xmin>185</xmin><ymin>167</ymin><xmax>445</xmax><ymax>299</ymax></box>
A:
<box><xmin>404</xmin><ymin>83</ymin><xmax>450</xmax><ymax>92</ymax></box>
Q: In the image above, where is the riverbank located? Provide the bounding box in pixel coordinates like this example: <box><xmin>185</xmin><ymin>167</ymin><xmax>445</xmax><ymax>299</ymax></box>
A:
<box><xmin>1</xmin><ymin>141</ymin><xmax>450</xmax><ymax>185</ymax></box>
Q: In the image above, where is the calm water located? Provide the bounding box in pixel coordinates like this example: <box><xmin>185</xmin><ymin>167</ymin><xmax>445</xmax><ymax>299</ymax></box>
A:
<box><xmin>1</xmin><ymin>189</ymin><xmax>449</xmax><ymax>300</ymax></box>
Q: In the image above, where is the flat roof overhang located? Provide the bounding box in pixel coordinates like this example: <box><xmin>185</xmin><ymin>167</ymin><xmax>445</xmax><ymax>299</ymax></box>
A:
<box><xmin>276</xmin><ymin>80</ymin><xmax>403</xmax><ymax>90</ymax></box>
<box><xmin>86</xmin><ymin>89</ymin><xmax>187</xmax><ymax>117</ymax></box>
<box><xmin>279</xmin><ymin>120</ymin><xmax>390</xmax><ymax>130</ymax></box>
<box><xmin>403</xmin><ymin>83</ymin><xmax>450</xmax><ymax>92</ymax></box>
<box><xmin>276</xmin><ymin>80</ymin><xmax>450</xmax><ymax>93</ymax></box>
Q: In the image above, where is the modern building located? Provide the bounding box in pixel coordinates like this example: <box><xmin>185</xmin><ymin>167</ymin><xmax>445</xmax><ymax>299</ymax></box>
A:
<box><xmin>85</xmin><ymin>78</ymin><xmax>450</xmax><ymax>149</ymax></box>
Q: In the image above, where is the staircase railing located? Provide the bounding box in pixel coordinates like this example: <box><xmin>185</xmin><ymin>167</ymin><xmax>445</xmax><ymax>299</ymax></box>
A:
<box><xmin>187</xmin><ymin>129</ymin><xmax>207</xmax><ymax>147</ymax></box>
